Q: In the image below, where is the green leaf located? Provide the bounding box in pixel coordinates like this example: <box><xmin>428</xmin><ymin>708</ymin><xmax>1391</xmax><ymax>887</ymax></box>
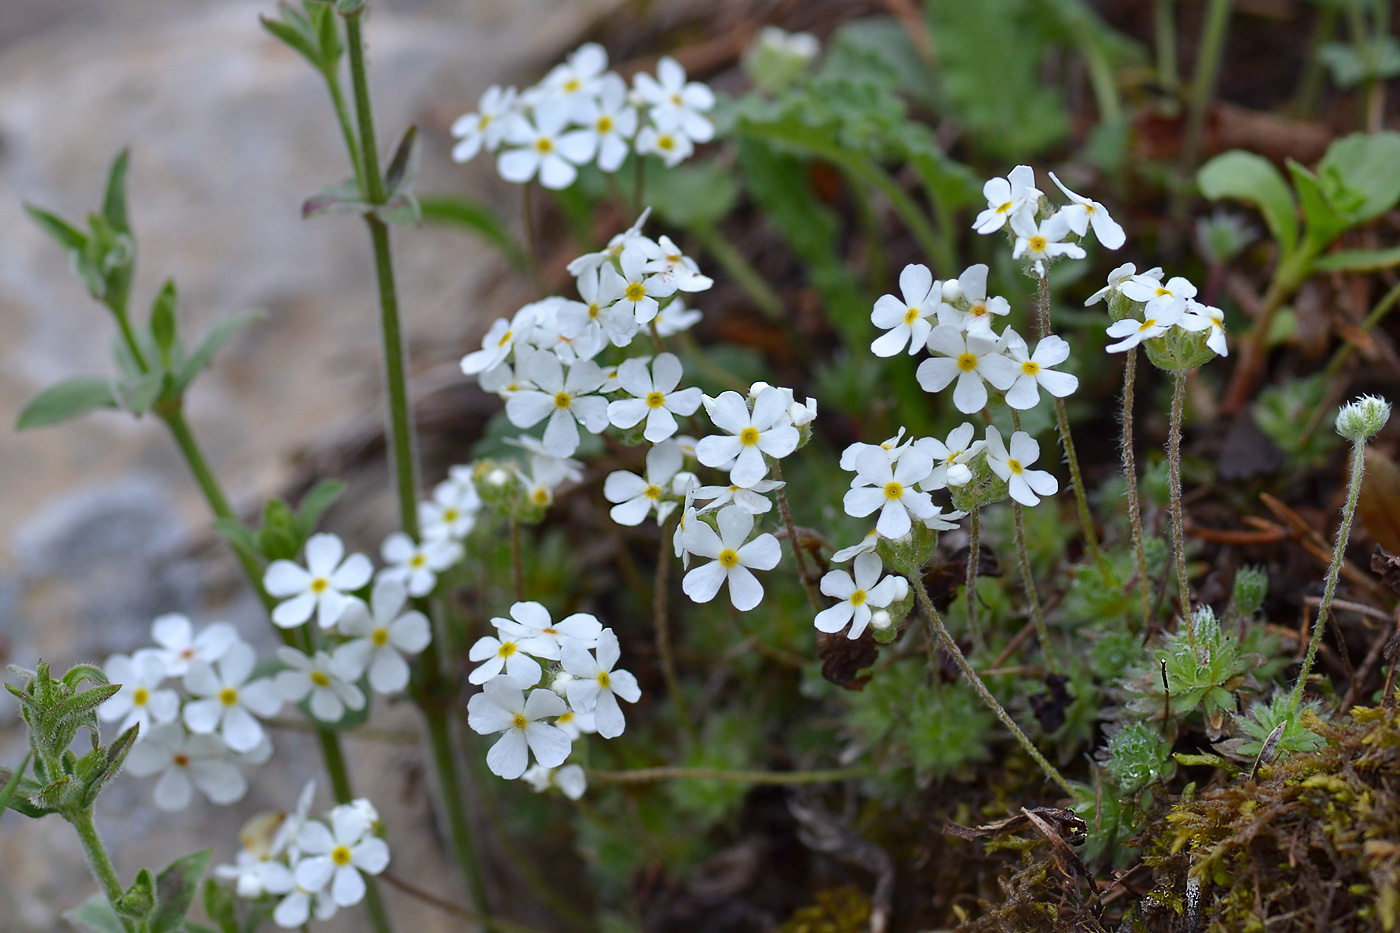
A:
<box><xmin>51</xmin><ymin>683</ymin><xmax>121</xmax><ymax>724</ymax></box>
<box><xmin>646</xmin><ymin>161</ymin><xmax>740</xmax><ymax>229</ymax></box>
<box><xmin>1197</xmin><ymin>150</ymin><xmax>1299</xmax><ymax>257</ymax></box>
<box><xmin>102</xmin><ymin>150</ymin><xmax>132</xmax><ymax>236</ymax></box>
<box><xmin>150</xmin><ymin>279</ymin><xmax>178</xmax><ymax>363</ymax></box>
<box><xmin>1316</xmin><ymin>130</ymin><xmax>1400</xmax><ymax>225</ymax></box>
<box><xmin>150</xmin><ymin>849</ymin><xmax>212</xmax><ymax>933</ymax></box>
<box><xmin>1312</xmin><ymin>245</ymin><xmax>1400</xmax><ymax>273</ymax></box>
<box><xmin>24</xmin><ymin>203</ymin><xmax>87</xmax><ymax>253</ymax></box>
<box><xmin>418</xmin><ymin>194</ymin><xmax>527</xmax><ymax>270</ymax></box>
<box><xmin>373</xmin><ymin>192</ymin><xmax>421</xmax><ymax>226</ymax></box>
<box><xmin>295</xmin><ymin>480</ymin><xmax>345</xmax><ymax>537</ymax></box>
<box><xmin>114</xmin><ymin>370</ymin><xmax>165</xmax><ymax>416</ymax></box>
<box><xmin>176</xmin><ymin>311</ymin><xmax>264</xmax><ymax>391</ymax></box>
<box><xmin>212</xmin><ymin>518</ymin><xmax>261</xmax><ymax>558</ymax></box>
<box><xmin>0</xmin><ymin>752</ymin><xmax>32</xmax><ymax>822</ymax></box>
<box><xmin>309</xmin><ymin>1</ymin><xmax>342</xmax><ymax>67</ymax></box>
<box><xmin>384</xmin><ymin>125</ymin><xmax>420</xmax><ymax>197</ymax></box>
<box><xmin>115</xmin><ymin>867</ymin><xmax>156</xmax><ymax>921</ymax></box>
<box><xmin>302</xmin><ymin>178</ymin><xmax>369</xmax><ymax>219</ymax></box>
<box><xmin>17</xmin><ymin>377</ymin><xmax>118</xmax><ymax>429</ymax></box>
<box><xmin>1288</xmin><ymin>159</ymin><xmax>1350</xmax><ymax>256</ymax></box>
<box><xmin>258</xmin><ymin>498</ymin><xmax>300</xmax><ymax>562</ymax></box>
<box><xmin>202</xmin><ymin>879</ymin><xmax>239</xmax><ymax>933</ymax></box>
<box><xmin>184</xmin><ymin>924</ymin><xmax>220</xmax><ymax>933</ymax></box>
<box><xmin>63</xmin><ymin>895</ymin><xmax>126</xmax><ymax>933</ymax></box>
<box><xmin>259</xmin><ymin>9</ymin><xmax>319</xmax><ymax>66</ymax></box>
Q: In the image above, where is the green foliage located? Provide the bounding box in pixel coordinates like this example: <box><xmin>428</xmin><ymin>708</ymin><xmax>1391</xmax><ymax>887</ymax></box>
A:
<box><xmin>1100</xmin><ymin>722</ymin><xmax>1175</xmax><ymax>795</ymax></box>
<box><xmin>664</xmin><ymin>712</ymin><xmax>760</xmax><ymax>828</ymax></box>
<box><xmin>1229</xmin><ymin>565</ymin><xmax>1268</xmax><ymax>619</ymax></box>
<box><xmin>149</xmin><ymin>849</ymin><xmax>213</xmax><ymax>933</ymax></box>
<box><xmin>259</xmin><ymin>1</ymin><xmax>342</xmax><ymax>75</ymax></box>
<box><xmin>1253</xmin><ymin>374</ymin><xmax>1342</xmax><ymax>470</ymax></box>
<box><xmin>1059</xmin><ymin>540</ymin><xmax>1167</xmax><ymax>630</ymax></box>
<box><xmin>419</xmin><ymin>194</ymin><xmax>526</xmax><ymax>271</ymax></box>
<box><xmin>213</xmin><ymin>480</ymin><xmax>344</xmax><ymax>565</ymax></box>
<box><xmin>62</xmin><ymin>895</ymin><xmax>126</xmax><ymax>933</ymax></box>
<box><xmin>1197</xmin><ymin>151</ymin><xmax>1299</xmax><ymax>256</ymax></box>
<box><xmin>16</xmin><ymin>377</ymin><xmax>119</xmax><ymax>430</ymax></box>
<box><xmin>1119</xmin><ymin>608</ymin><xmax>1268</xmax><ymax>729</ymax></box>
<box><xmin>1219</xmin><ymin>692</ymin><xmax>1326</xmax><ymax>762</ymax></box>
<box><xmin>1319</xmin><ymin>36</ymin><xmax>1400</xmax><ymax>89</ymax></box>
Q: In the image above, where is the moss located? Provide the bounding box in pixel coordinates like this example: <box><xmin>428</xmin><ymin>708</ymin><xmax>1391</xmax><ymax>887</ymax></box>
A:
<box><xmin>777</xmin><ymin>886</ymin><xmax>871</xmax><ymax>933</ymax></box>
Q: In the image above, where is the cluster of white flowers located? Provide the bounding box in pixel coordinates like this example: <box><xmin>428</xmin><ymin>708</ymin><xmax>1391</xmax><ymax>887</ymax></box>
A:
<box><xmin>467</xmin><ymin>601</ymin><xmax>638</xmax><ymax>787</ymax></box>
<box><xmin>213</xmin><ymin>782</ymin><xmax>389</xmax><ymax>928</ymax></box>
<box><xmin>452</xmin><ymin>43</ymin><xmax>716</xmax><ymax>188</ymax></box>
<box><xmin>1088</xmin><ymin>262</ymin><xmax>1227</xmax><ymax>359</ymax></box>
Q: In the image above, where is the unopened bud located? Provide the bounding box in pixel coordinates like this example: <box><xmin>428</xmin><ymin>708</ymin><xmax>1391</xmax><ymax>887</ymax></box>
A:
<box><xmin>1336</xmin><ymin>394</ymin><xmax>1391</xmax><ymax>441</ymax></box>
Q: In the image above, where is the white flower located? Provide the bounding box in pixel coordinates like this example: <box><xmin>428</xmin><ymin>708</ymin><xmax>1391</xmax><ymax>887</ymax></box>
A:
<box><xmin>655</xmin><ymin>297</ymin><xmax>703</xmax><ymax>336</ymax></box>
<box><xmin>505</xmin><ymin>353</ymin><xmax>609</xmax><ymax>457</ymax></box>
<box><xmin>150</xmin><ymin>613</ymin><xmax>237</xmax><ymax>676</ymax></box>
<box><xmin>273</xmin><ymin>881</ymin><xmax>338</xmax><ymax>929</ymax></box>
<box><xmin>294</xmin><ymin>805</ymin><xmax>390</xmax><ymax>909</ymax></box>
<box><xmin>334</xmin><ymin>578</ymin><xmax>432</xmax><ymax>695</ymax></box>
<box><xmin>1180</xmin><ymin>298</ymin><xmax>1228</xmax><ymax>357</ymax></box>
<box><xmin>838</xmin><ymin>429</ymin><xmax>912</xmax><ymax>472</ymax></box>
<box><xmin>567</xmin><ymin>209</ymin><xmax>659</xmax><ymax>278</ymax></box>
<box><xmin>815</xmin><ymin>552</ymin><xmax>910</xmax><ymax>639</ymax></box>
<box><xmin>1048</xmin><ymin>171</ymin><xmax>1125</xmax><ymax>249</ymax></box>
<box><xmin>451</xmin><ymin>85</ymin><xmax>518</xmax><ymax>162</ymax></box>
<box><xmin>917</xmin><ymin>325</ymin><xmax>1019</xmax><ymax>413</ymax></box>
<box><xmin>522</xmin><ymin>763</ymin><xmax>587</xmax><ymax>799</ymax></box>
<box><xmin>913</xmin><ymin>423</ymin><xmax>985</xmax><ymax>490</ymax></box>
<box><xmin>378</xmin><ymin>532</ymin><xmax>463</xmax><ymax>597</ymax></box>
<box><xmin>1000</xmin><ymin>332</ymin><xmax>1079</xmax><ymax>410</ymax></box>
<box><xmin>692</xmin><ymin>478</ymin><xmax>780</xmax><ymax>515</ymax></box>
<box><xmin>607</xmin><ymin>353</ymin><xmax>702</xmax><ymax>443</ymax></box>
<box><xmin>271</xmin><ymin>779</ymin><xmax>319</xmax><ymax>861</ymax></box>
<box><xmin>461</xmin><ymin>304</ymin><xmax>539</xmax><ymax>377</ymax></box>
<box><xmin>1010</xmin><ymin>211</ymin><xmax>1086</xmax><ymax>277</ymax></box>
<box><xmin>468</xmin><ymin>676</ymin><xmax>572</xmax><ymax>779</ymax></box>
<box><xmin>615</xmin><ymin>248</ymin><xmax>678</xmax><ymax>329</ymax></box>
<box><xmin>124</xmin><ymin>723</ymin><xmax>246</xmax><ymax>811</ymax></box>
<box><xmin>643</xmin><ymin>236</ymin><xmax>714</xmax><ymax>293</ymax></box>
<box><xmin>505</xmin><ymin>436</ymin><xmax>586</xmax><ymax>484</ymax></box>
<box><xmin>572</xmin><ymin>73</ymin><xmax>638</xmax><ymax>172</ymax></box>
<box><xmin>842</xmin><ymin>445</ymin><xmax>937</xmax><ymax>539</ymax></box>
<box><xmin>1085</xmin><ymin>262</ymin><xmax>1151</xmax><ymax>306</ymax></box>
<box><xmin>492</xmin><ymin>600</ymin><xmax>601</xmax><ymax>662</ymax></box>
<box><xmin>941</xmin><ymin>263</ymin><xmax>1010</xmax><ymax>334</ymax></box>
<box><xmin>984</xmin><ymin>426</ymin><xmax>1059</xmax><ymax>507</ymax></box>
<box><xmin>182</xmin><ymin>641</ymin><xmax>282</xmax><ymax>753</ymax></box>
<box><xmin>673</xmin><ymin>502</ymin><xmax>699</xmax><ymax>567</ymax></box>
<box><xmin>558</xmin><ymin>264</ymin><xmax>627</xmax><ymax>348</ymax></box>
<box><xmin>561</xmin><ymin>628</ymin><xmax>641</xmax><ymax>739</ymax></box>
<box><xmin>99</xmin><ymin>650</ymin><xmax>180</xmax><ymax>737</ymax></box>
<box><xmin>274</xmin><ymin>647</ymin><xmax>366</xmax><ymax>723</ymax></box>
<box><xmin>973</xmin><ymin>165</ymin><xmax>1041</xmax><ymax>235</ymax></box>
<box><xmin>497</xmin><ymin>99</ymin><xmax>594</xmax><ymax>189</ymax></box>
<box><xmin>1120</xmin><ymin>274</ymin><xmax>1196</xmax><ymax>317</ymax></box>
<box><xmin>635</xmin><ymin>125</ymin><xmax>695</xmax><ymax>167</ymax></box>
<box><xmin>870</xmin><ymin>263</ymin><xmax>942</xmax><ymax>357</ymax></box>
<box><xmin>605</xmin><ymin>441</ymin><xmax>688</xmax><ymax>526</ymax></box>
<box><xmin>264</xmin><ymin>533</ymin><xmax>373</xmax><ymax>630</ymax></box>
<box><xmin>697</xmin><ymin>388</ymin><xmax>800</xmax><ymax>488</ymax></box>
<box><xmin>634</xmin><ymin>56</ymin><xmax>716</xmax><ymax>142</ymax></box>
<box><xmin>418</xmin><ymin>475</ymin><xmax>482</xmax><ymax>542</ymax></box>
<box><xmin>538</xmin><ymin>42</ymin><xmax>610</xmax><ymax>119</ymax></box>
<box><xmin>468</xmin><ymin>623</ymin><xmax>544</xmax><ymax>688</ymax></box>
<box><xmin>1104</xmin><ymin>302</ymin><xmax>1185</xmax><ymax>353</ymax></box>
<box><xmin>681</xmin><ymin>505</ymin><xmax>781</xmax><ymax>610</ymax></box>
<box><xmin>831</xmin><ymin>528</ymin><xmax>880</xmax><ymax>563</ymax></box>
<box><xmin>214</xmin><ymin>851</ymin><xmax>295</xmax><ymax>901</ymax></box>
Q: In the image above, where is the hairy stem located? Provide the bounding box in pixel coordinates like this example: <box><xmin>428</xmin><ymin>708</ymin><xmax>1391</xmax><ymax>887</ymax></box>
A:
<box><xmin>70</xmin><ymin>809</ymin><xmax>136</xmax><ymax>933</ymax></box>
<box><xmin>908</xmin><ymin>572</ymin><xmax>1073</xmax><ymax>796</ymax></box>
<box><xmin>965</xmin><ymin>508</ymin><xmax>983</xmax><ymax>653</ymax></box>
<box><xmin>1168</xmin><ymin>369</ymin><xmax>1192</xmax><ymax>637</ymax></box>
<box><xmin>771</xmin><ymin>459</ymin><xmax>822</xmax><ymax>612</ymax></box>
<box><xmin>1121</xmin><ymin>348</ymin><xmax>1152</xmax><ymax>631</ymax></box>
<box><xmin>1290</xmin><ymin>438</ymin><xmax>1367</xmax><ymax>710</ymax></box>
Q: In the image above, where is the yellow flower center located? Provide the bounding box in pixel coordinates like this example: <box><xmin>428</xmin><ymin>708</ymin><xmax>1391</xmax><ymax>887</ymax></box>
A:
<box><xmin>332</xmin><ymin>846</ymin><xmax>353</xmax><ymax>867</ymax></box>
<box><xmin>850</xmin><ymin>589</ymin><xmax>867</xmax><ymax>607</ymax></box>
<box><xmin>670</xmin><ymin>92</ymin><xmax>683</xmax><ymax>107</ymax></box>
<box><xmin>564</xmin><ymin>78</ymin><xmax>582</xmax><ymax>92</ymax></box>
<box><xmin>1007</xmin><ymin>458</ymin><xmax>1024</xmax><ymax>475</ymax></box>
<box><xmin>219</xmin><ymin>687</ymin><xmax>239</xmax><ymax>706</ymax></box>
<box><xmin>310</xmin><ymin>577</ymin><xmax>329</xmax><ymax>594</ymax></box>
<box><xmin>512</xmin><ymin>713</ymin><xmax>528</xmax><ymax>730</ymax></box>
<box><xmin>903</xmin><ymin>307</ymin><xmax>918</xmax><ymax>324</ymax></box>
<box><xmin>443</xmin><ymin>508</ymin><xmax>459</xmax><ymax>522</ymax></box>
<box><xmin>1029</xmin><ymin>235</ymin><xmax>1047</xmax><ymax>252</ymax></box>
<box><xmin>558</xmin><ymin>710</ymin><xmax>574</xmax><ymax>725</ymax></box>
<box><xmin>657</xmin><ymin>135</ymin><xmax>676</xmax><ymax>151</ymax></box>
<box><xmin>644</xmin><ymin>484</ymin><xmax>662</xmax><ymax>500</ymax></box>
<box><xmin>554</xmin><ymin>391</ymin><xmax>572</xmax><ymax>410</ymax></box>
<box><xmin>970</xmin><ymin>301</ymin><xmax>987</xmax><ymax>317</ymax></box>
<box><xmin>1139</xmin><ymin>318</ymin><xmax>1157</xmax><ymax>332</ymax></box>
<box><xmin>996</xmin><ymin>200</ymin><xmax>1013</xmax><ymax>214</ymax></box>
<box><xmin>477</xmin><ymin>114</ymin><xmax>492</xmax><ymax>131</ymax></box>
<box><xmin>625</xmin><ymin>282</ymin><xmax>646</xmax><ymax>302</ymax></box>
<box><xmin>498</xmin><ymin>642</ymin><xmax>517</xmax><ymax>659</ymax></box>
<box><xmin>646</xmin><ymin>391</ymin><xmax>666</xmax><ymax>409</ymax></box>
<box><xmin>588</xmin><ymin>302</ymin><xmax>602</xmax><ymax>320</ymax></box>
<box><xmin>535</xmin><ymin>137</ymin><xmax>554</xmax><ymax>154</ymax></box>
<box><xmin>719</xmin><ymin>549</ymin><xmax>740</xmax><ymax>568</ymax></box>
<box><xmin>532</xmin><ymin>488</ymin><xmax>550</xmax><ymax>505</ymax></box>
<box><xmin>739</xmin><ymin>427</ymin><xmax>760</xmax><ymax>446</ymax></box>
<box><xmin>597</xmin><ymin>671</ymin><xmax>611</xmax><ymax>688</ymax></box>
<box><xmin>597</xmin><ymin>115</ymin><xmax>614</xmax><ymax>133</ymax></box>
<box><xmin>132</xmin><ymin>687</ymin><xmax>149</xmax><ymax>707</ymax></box>
<box><xmin>884</xmin><ymin>482</ymin><xmax>903</xmax><ymax>500</ymax></box>
<box><xmin>956</xmin><ymin>353</ymin><xmax>978</xmax><ymax>372</ymax></box>
<box><xmin>372</xmin><ymin>628</ymin><xmax>389</xmax><ymax>647</ymax></box>
<box><xmin>311</xmin><ymin>671</ymin><xmax>330</xmax><ymax>688</ymax></box>
<box><xmin>497</xmin><ymin>329</ymin><xmax>514</xmax><ymax>347</ymax></box>
<box><xmin>1155</xmin><ymin>287</ymin><xmax>1170</xmax><ymax>297</ymax></box>
<box><xmin>410</xmin><ymin>554</ymin><xmax>427</xmax><ymax>568</ymax></box>
<box><xmin>1021</xmin><ymin>361</ymin><xmax>1040</xmax><ymax>376</ymax></box>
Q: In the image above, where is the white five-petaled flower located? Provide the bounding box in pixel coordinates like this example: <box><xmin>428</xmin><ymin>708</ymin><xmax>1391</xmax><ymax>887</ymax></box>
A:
<box><xmin>1104</xmin><ymin>302</ymin><xmax>1185</xmax><ymax>353</ymax></box>
<box><xmin>99</xmin><ymin>649</ymin><xmax>180</xmax><ymax>737</ymax></box>
<box><xmin>615</xmin><ymin>248</ymin><xmax>678</xmax><ymax>328</ymax></box>
<box><xmin>917</xmin><ymin>325</ymin><xmax>1019</xmax><ymax>413</ymax></box>
<box><xmin>1010</xmin><ymin>211</ymin><xmax>1086</xmax><ymax>277</ymax></box>
<box><xmin>973</xmin><ymin>165</ymin><xmax>1041</xmax><ymax>234</ymax></box>
<box><xmin>378</xmin><ymin>532</ymin><xmax>463</xmax><ymax>597</ymax></box>
<box><xmin>940</xmin><ymin>263</ymin><xmax>1010</xmax><ymax>334</ymax></box>
<box><xmin>274</xmin><ymin>647</ymin><xmax>366</xmax><ymax>724</ymax></box>
<box><xmin>539</xmin><ymin>42</ymin><xmax>610</xmax><ymax>119</ymax></box>
<box><xmin>451</xmin><ymin>84</ymin><xmax>518</xmax><ymax>162</ymax></box>
<box><xmin>870</xmin><ymin>263</ymin><xmax>942</xmax><ymax>357</ymax></box>
<box><xmin>635</xmin><ymin>125</ymin><xmax>695</xmax><ymax>167</ymax></box>
<box><xmin>523</xmin><ymin>763</ymin><xmax>588</xmax><ymax>799</ymax></box>
<box><xmin>1048</xmin><ymin>171</ymin><xmax>1126</xmax><ymax>250</ymax></box>
<box><xmin>182</xmin><ymin>641</ymin><xmax>282</xmax><ymax>753</ymax></box>
<box><xmin>468</xmin><ymin>621</ymin><xmax>544</xmax><ymax>689</ymax></box>
<box><xmin>492</xmin><ymin>600</ymin><xmax>602</xmax><ymax>662</ymax></box>
<box><xmin>461</xmin><ymin>304</ymin><xmax>539</xmax><ymax>377</ymax></box>
<box><xmin>124</xmin><ymin>723</ymin><xmax>246</xmax><ymax>811</ymax></box>
<box><xmin>1086</xmin><ymin>262</ymin><xmax>1153</xmax><ymax>306</ymax></box>
<box><xmin>644</xmin><ymin>236</ymin><xmax>714</xmax><ymax>294</ymax></box>
<box><xmin>294</xmin><ymin>804</ymin><xmax>390</xmax><ymax>909</ymax></box>
<box><xmin>468</xmin><ymin>676</ymin><xmax>572</xmax><ymax>779</ymax></box>
<box><xmin>418</xmin><ymin>474</ymin><xmax>482</xmax><ymax>542</ymax></box>
<box><xmin>843</xmin><ymin>444</ymin><xmax>937</xmax><ymax>539</ymax></box>
<box><xmin>815</xmin><ymin>552</ymin><xmax>910</xmax><ymax>639</ymax></box>
<box><xmin>696</xmin><ymin>387</ymin><xmax>800</xmax><ymax>488</ymax></box>
<box><xmin>561</xmin><ymin>628</ymin><xmax>642</xmax><ymax>738</ymax></box>
<box><xmin>1000</xmin><ymin>332</ymin><xmax>1080</xmax><ymax>410</ymax></box>
<box><xmin>1120</xmin><ymin>273</ymin><xmax>1196</xmax><ymax>317</ymax></box>
<box><xmin>572</xmin><ymin>73</ymin><xmax>639</xmax><ymax>172</ymax></box>
<box><xmin>984</xmin><ymin>426</ymin><xmax>1059</xmax><ymax>507</ymax></box>
<box><xmin>497</xmin><ymin>99</ymin><xmax>594</xmax><ymax>190</ymax></box>
<box><xmin>1181</xmin><ymin>298</ymin><xmax>1228</xmax><ymax>357</ymax></box>
<box><xmin>264</xmin><ymin>533</ymin><xmax>373</xmax><ymax>630</ymax></box>
<box><xmin>505</xmin><ymin>353</ymin><xmax>609</xmax><ymax>458</ymax></box>
<box><xmin>150</xmin><ymin>613</ymin><xmax>237</xmax><ymax>676</ymax></box>
<box><xmin>605</xmin><ymin>440</ymin><xmax>689</xmax><ymax>526</ymax></box>
<box><xmin>913</xmin><ymin>423</ymin><xmax>985</xmax><ymax>490</ymax></box>
<box><xmin>607</xmin><ymin>352</ymin><xmax>703</xmax><ymax>443</ymax></box>
<box><xmin>681</xmin><ymin>505</ymin><xmax>782</xmax><ymax>610</ymax></box>
<box><xmin>334</xmin><ymin>578</ymin><xmax>432</xmax><ymax>695</ymax></box>
<box><xmin>634</xmin><ymin>56</ymin><xmax>716</xmax><ymax>142</ymax></box>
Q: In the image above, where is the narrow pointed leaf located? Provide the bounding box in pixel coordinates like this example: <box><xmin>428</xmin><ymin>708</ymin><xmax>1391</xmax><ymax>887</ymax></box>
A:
<box><xmin>63</xmin><ymin>895</ymin><xmax>126</xmax><ymax>933</ymax></box>
<box><xmin>302</xmin><ymin>178</ymin><xmax>368</xmax><ymax>219</ymax></box>
<box><xmin>114</xmin><ymin>370</ymin><xmax>164</xmax><ymax>416</ymax></box>
<box><xmin>418</xmin><ymin>194</ymin><xmax>526</xmax><ymax>270</ymax></box>
<box><xmin>384</xmin><ymin>125</ymin><xmax>419</xmax><ymax>195</ymax></box>
<box><xmin>17</xmin><ymin>377</ymin><xmax>118</xmax><ymax>430</ymax></box>
<box><xmin>295</xmin><ymin>480</ymin><xmax>344</xmax><ymax>537</ymax></box>
<box><xmin>150</xmin><ymin>279</ymin><xmax>179</xmax><ymax>361</ymax></box>
<box><xmin>150</xmin><ymin>849</ymin><xmax>213</xmax><ymax>933</ymax></box>
<box><xmin>373</xmin><ymin>192</ymin><xmax>420</xmax><ymax>226</ymax></box>
<box><xmin>176</xmin><ymin>310</ymin><xmax>264</xmax><ymax>391</ymax></box>
<box><xmin>102</xmin><ymin>150</ymin><xmax>132</xmax><ymax>235</ymax></box>
<box><xmin>0</xmin><ymin>752</ymin><xmax>32</xmax><ymax>822</ymax></box>
<box><xmin>51</xmin><ymin>683</ymin><xmax>121</xmax><ymax>723</ymax></box>
<box><xmin>24</xmin><ymin>203</ymin><xmax>88</xmax><ymax>252</ymax></box>
<box><xmin>1312</xmin><ymin>245</ymin><xmax>1400</xmax><ymax>274</ymax></box>
<box><xmin>259</xmin><ymin>14</ymin><xmax>319</xmax><ymax>65</ymax></box>
<box><xmin>311</xmin><ymin>0</ymin><xmax>342</xmax><ymax>65</ymax></box>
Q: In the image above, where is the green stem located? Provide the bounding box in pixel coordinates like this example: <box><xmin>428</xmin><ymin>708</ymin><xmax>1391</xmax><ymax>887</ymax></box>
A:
<box><xmin>315</xmin><ymin>724</ymin><xmax>393</xmax><ymax>932</ymax></box>
<box><xmin>423</xmin><ymin>707</ymin><xmax>492</xmax><ymax>917</ymax></box>
<box><xmin>1154</xmin><ymin>0</ymin><xmax>1179</xmax><ymax>96</ymax></box>
<box><xmin>690</xmin><ymin>221</ymin><xmax>784</xmax><ymax>321</ymax></box>
<box><xmin>965</xmin><ymin>508</ymin><xmax>983</xmax><ymax>653</ymax></box>
<box><xmin>1009</xmin><ymin>409</ymin><xmax>1055</xmax><ymax>671</ymax></box>
<box><xmin>1290</xmin><ymin>438</ymin><xmax>1367</xmax><ymax>710</ymax></box>
<box><xmin>587</xmin><ymin>766</ymin><xmax>867</xmax><ymax>784</ymax></box>
<box><xmin>771</xmin><ymin>459</ymin><xmax>822</xmax><ymax>612</ymax></box>
<box><xmin>322</xmin><ymin>66</ymin><xmax>365</xmax><ymax>195</ymax></box>
<box><xmin>1172</xmin><ymin>0</ymin><xmax>1233</xmax><ymax>221</ymax></box>
<box><xmin>908</xmin><ymin>572</ymin><xmax>1074</xmax><ymax>796</ymax></box>
<box><xmin>1168</xmin><ymin>369</ymin><xmax>1192</xmax><ymax>632</ymax></box>
<box><xmin>654</xmin><ymin>516</ymin><xmax>695</xmax><ymax>744</ymax></box>
<box><xmin>70</xmin><ymin>810</ymin><xmax>136</xmax><ymax>933</ymax></box>
<box><xmin>1121</xmin><ymin>348</ymin><xmax>1152</xmax><ymax>632</ymax></box>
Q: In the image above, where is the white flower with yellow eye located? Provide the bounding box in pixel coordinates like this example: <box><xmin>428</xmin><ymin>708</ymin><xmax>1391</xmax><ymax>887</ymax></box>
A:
<box><xmin>334</xmin><ymin>579</ymin><xmax>431</xmax><ymax>695</ymax></box>
<box><xmin>984</xmin><ymin>426</ymin><xmax>1059</xmax><ymax>507</ymax></box>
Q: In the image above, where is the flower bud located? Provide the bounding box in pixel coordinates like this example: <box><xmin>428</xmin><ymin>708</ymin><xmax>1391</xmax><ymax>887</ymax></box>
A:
<box><xmin>1231</xmin><ymin>565</ymin><xmax>1268</xmax><ymax>618</ymax></box>
<box><xmin>1336</xmin><ymin>394</ymin><xmax>1391</xmax><ymax>441</ymax></box>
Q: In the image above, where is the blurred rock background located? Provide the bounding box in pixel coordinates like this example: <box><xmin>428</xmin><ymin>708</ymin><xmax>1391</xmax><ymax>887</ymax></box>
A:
<box><xmin>0</xmin><ymin>0</ymin><xmax>627</xmax><ymax>929</ymax></box>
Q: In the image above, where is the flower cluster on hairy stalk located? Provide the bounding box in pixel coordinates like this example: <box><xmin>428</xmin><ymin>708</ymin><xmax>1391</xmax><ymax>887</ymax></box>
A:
<box><xmin>212</xmin><ymin>781</ymin><xmax>390</xmax><ymax>928</ymax></box>
<box><xmin>451</xmin><ymin>42</ymin><xmax>716</xmax><ymax>187</ymax></box>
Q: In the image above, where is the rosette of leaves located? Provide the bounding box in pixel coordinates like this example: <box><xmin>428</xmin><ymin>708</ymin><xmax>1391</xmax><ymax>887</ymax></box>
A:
<box><xmin>1215</xmin><ymin>692</ymin><xmax>1326</xmax><ymax>763</ymax></box>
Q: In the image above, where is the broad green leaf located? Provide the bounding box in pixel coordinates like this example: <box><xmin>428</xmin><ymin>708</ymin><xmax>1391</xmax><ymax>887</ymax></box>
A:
<box><xmin>646</xmin><ymin>162</ymin><xmax>740</xmax><ymax>229</ymax></box>
<box><xmin>1312</xmin><ymin>245</ymin><xmax>1400</xmax><ymax>273</ymax></box>
<box><xmin>150</xmin><ymin>849</ymin><xmax>212</xmax><ymax>933</ymax></box>
<box><xmin>24</xmin><ymin>203</ymin><xmax>87</xmax><ymax>253</ymax></box>
<box><xmin>102</xmin><ymin>150</ymin><xmax>132</xmax><ymax>236</ymax></box>
<box><xmin>418</xmin><ymin>194</ymin><xmax>527</xmax><ymax>270</ymax></box>
<box><xmin>150</xmin><ymin>279</ymin><xmax>178</xmax><ymax>362</ymax></box>
<box><xmin>295</xmin><ymin>480</ymin><xmax>345</xmax><ymax>537</ymax></box>
<box><xmin>302</xmin><ymin>178</ymin><xmax>369</xmax><ymax>219</ymax></box>
<box><xmin>202</xmin><ymin>878</ymin><xmax>239</xmax><ymax>933</ymax></box>
<box><xmin>62</xmin><ymin>894</ymin><xmax>125</xmax><ymax>933</ymax></box>
<box><xmin>177</xmin><ymin>311</ymin><xmax>264</xmax><ymax>391</ymax></box>
<box><xmin>17</xmin><ymin>377</ymin><xmax>118</xmax><ymax>429</ymax></box>
<box><xmin>1197</xmin><ymin>151</ymin><xmax>1298</xmax><ymax>256</ymax></box>
<box><xmin>1316</xmin><ymin>130</ymin><xmax>1400</xmax><ymax>224</ymax></box>
<box><xmin>1287</xmin><ymin>160</ymin><xmax>1350</xmax><ymax>256</ymax></box>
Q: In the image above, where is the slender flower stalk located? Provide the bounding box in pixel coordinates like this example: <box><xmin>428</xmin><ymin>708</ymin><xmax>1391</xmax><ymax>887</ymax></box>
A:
<box><xmin>1167</xmin><ymin>369</ymin><xmax>1192</xmax><ymax>636</ymax></box>
<box><xmin>654</xmin><ymin>516</ymin><xmax>695</xmax><ymax>744</ymax></box>
<box><xmin>908</xmin><ymin>571</ymin><xmax>1073</xmax><ymax>796</ymax></box>
<box><xmin>1037</xmin><ymin>276</ymin><xmax>1105</xmax><ymax>572</ymax></box>
<box><xmin>1121</xmin><ymin>348</ymin><xmax>1152</xmax><ymax>630</ymax></box>
<box><xmin>965</xmin><ymin>508</ymin><xmax>984</xmax><ymax>653</ymax></box>
<box><xmin>71</xmin><ymin>810</ymin><xmax>136</xmax><ymax>933</ymax></box>
<box><xmin>1008</xmin><ymin>411</ymin><xmax>1055</xmax><ymax>670</ymax></box>
<box><xmin>771</xmin><ymin>459</ymin><xmax>822</xmax><ymax>611</ymax></box>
